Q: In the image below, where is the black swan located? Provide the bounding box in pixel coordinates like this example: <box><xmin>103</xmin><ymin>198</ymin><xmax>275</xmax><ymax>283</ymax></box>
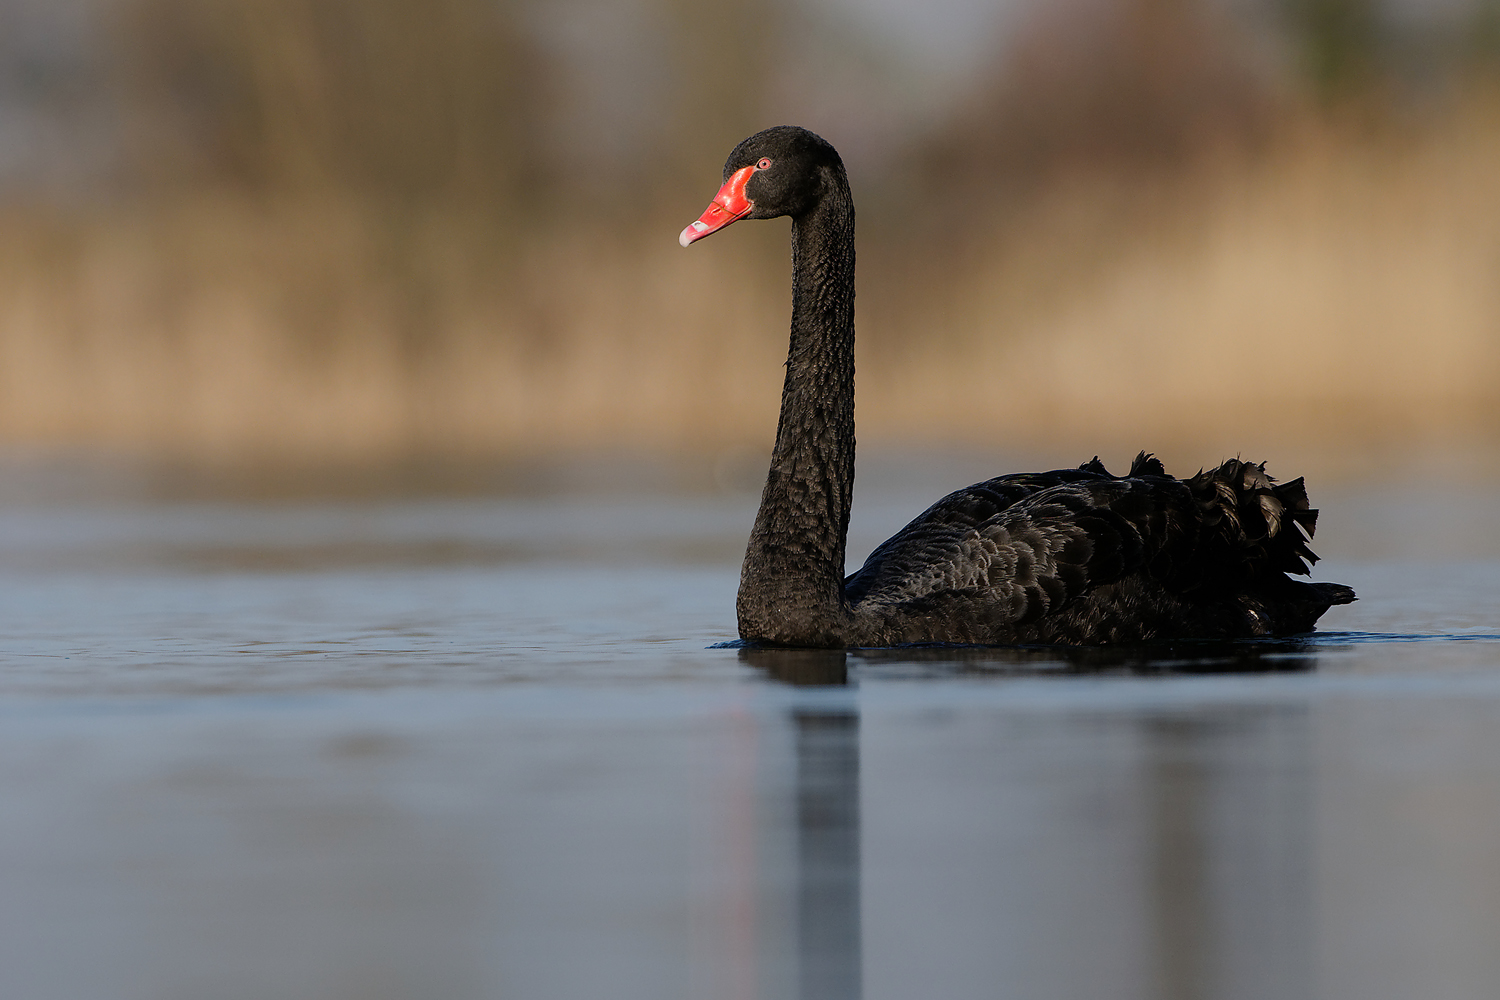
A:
<box><xmin>680</xmin><ymin>125</ymin><xmax>1355</xmax><ymax>648</ymax></box>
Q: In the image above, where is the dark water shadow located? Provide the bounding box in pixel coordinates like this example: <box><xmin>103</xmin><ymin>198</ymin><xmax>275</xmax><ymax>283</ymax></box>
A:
<box><xmin>851</xmin><ymin>639</ymin><xmax>1320</xmax><ymax>677</ymax></box>
<box><xmin>732</xmin><ymin>639</ymin><xmax>1318</xmax><ymax>681</ymax></box>
<box><xmin>738</xmin><ymin>648</ymin><xmax>851</xmax><ymax>687</ymax></box>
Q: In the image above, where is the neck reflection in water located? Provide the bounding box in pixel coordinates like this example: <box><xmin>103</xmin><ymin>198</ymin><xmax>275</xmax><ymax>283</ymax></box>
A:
<box><xmin>742</xmin><ymin>648</ymin><xmax>861</xmax><ymax>1000</ymax></box>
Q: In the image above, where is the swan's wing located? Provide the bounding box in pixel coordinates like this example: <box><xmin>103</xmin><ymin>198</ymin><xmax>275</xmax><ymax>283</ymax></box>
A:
<box><xmin>845</xmin><ymin>471</ymin><xmax>1191</xmax><ymax>623</ymax></box>
<box><xmin>845</xmin><ymin>455</ymin><xmax>1329</xmax><ymax>631</ymax></box>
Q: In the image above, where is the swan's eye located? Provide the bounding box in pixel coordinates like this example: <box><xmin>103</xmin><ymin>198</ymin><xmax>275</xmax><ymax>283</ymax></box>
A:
<box><xmin>757</xmin><ymin>158</ymin><xmax>772</xmax><ymax>170</ymax></box>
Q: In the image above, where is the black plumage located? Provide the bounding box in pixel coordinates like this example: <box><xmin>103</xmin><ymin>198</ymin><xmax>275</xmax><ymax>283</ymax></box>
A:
<box><xmin>681</xmin><ymin>126</ymin><xmax>1355</xmax><ymax>648</ymax></box>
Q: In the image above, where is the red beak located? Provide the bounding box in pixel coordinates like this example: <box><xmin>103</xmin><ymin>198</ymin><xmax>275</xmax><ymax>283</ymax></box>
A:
<box><xmin>679</xmin><ymin>164</ymin><xmax>757</xmax><ymax>247</ymax></box>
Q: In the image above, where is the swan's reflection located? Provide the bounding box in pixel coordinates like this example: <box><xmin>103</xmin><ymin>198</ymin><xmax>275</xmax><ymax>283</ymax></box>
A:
<box><xmin>741</xmin><ymin>648</ymin><xmax>862</xmax><ymax>1000</ymax></box>
<box><xmin>736</xmin><ymin>645</ymin><xmax>1317</xmax><ymax>1000</ymax></box>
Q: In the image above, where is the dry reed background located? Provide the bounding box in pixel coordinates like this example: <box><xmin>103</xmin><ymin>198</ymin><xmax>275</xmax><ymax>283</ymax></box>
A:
<box><xmin>1</xmin><ymin>0</ymin><xmax>1498</xmax><ymax>477</ymax></box>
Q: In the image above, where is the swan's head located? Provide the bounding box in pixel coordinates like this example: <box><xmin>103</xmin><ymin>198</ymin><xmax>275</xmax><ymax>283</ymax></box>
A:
<box><xmin>680</xmin><ymin>126</ymin><xmax>844</xmax><ymax>247</ymax></box>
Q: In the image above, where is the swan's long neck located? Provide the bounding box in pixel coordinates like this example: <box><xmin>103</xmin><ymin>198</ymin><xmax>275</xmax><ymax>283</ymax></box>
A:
<box><xmin>738</xmin><ymin>176</ymin><xmax>856</xmax><ymax>646</ymax></box>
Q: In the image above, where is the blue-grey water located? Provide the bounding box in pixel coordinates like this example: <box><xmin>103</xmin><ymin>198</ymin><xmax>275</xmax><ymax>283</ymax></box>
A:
<box><xmin>2</xmin><ymin>450</ymin><xmax>1498</xmax><ymax>1000</ymax></box>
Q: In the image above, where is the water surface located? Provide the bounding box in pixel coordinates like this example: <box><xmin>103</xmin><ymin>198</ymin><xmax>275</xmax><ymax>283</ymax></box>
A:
<box><xmin>1</xmin><ymin>453</ymin><xmax>1498</xmax><ymax>1000</ymax></box>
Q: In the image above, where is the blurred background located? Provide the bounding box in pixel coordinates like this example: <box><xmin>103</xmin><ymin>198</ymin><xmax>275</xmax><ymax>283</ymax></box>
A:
<box><xmin>4</xmin><ymin>11</ymin><xmax>1500</xmax><ymax>997</ymax></box>
<box><xmin>1</xmin><ymin>0</ymin><xmax>1498</xmax><ymax>481</ymax></box>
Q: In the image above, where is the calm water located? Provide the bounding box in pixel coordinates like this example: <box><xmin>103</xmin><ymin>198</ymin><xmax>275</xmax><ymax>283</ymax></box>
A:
<box><xmin>2</xmin><ymin>452</ymin><xmax>1499</xmax><ymax>1000</ymax></box>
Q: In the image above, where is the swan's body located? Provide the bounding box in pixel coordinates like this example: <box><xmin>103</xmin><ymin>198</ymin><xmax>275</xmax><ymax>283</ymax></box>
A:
<box><xmin>681</xmin><ymin>125</ymin><xmax>1354</xmax><ymax>648</ymax></box>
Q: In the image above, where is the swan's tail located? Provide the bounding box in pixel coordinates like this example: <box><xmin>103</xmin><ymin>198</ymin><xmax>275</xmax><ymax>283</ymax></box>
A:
<box><xmin>1180</xmin><ymin>458</ymin><xmax>1355</xmax><ymax>633</ymax></box>
<box><xmin>1187</xmin><ymin>458</ymin><xmax>1326</xmax><ymax>578</ymax></box>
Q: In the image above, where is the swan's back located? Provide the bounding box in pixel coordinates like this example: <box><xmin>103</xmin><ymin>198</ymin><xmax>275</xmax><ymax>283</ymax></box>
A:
<box><xmin>844</xmin><ymin>453</ymin><xmax>1355</xmax><ymax>645</ymax></box>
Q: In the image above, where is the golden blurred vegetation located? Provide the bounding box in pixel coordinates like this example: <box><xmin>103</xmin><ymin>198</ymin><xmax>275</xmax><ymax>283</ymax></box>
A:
<box><xmin>1</xmin><ymin>0</ymin><xmax>1499</xmax><ymax>471</ymax></box>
